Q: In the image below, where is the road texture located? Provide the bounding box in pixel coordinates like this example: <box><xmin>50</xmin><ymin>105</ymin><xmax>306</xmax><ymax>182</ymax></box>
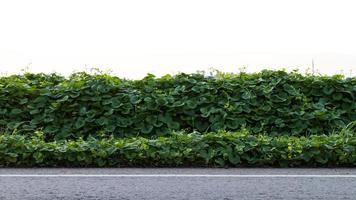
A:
<box><xmin>0</xmin><ymin>168</ymin><xmax>355</xmax><ymax>200</ymax></box>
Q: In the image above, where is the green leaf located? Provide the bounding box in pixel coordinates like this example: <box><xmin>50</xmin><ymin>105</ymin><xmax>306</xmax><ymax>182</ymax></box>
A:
<box><xmin>226</xmin><ymin>118</ymin><xmax>245</xmax><ymax>129</ymax></box>
<box><xmin>96</xmin><ymin>117</ymin><xmax>108</xmax><ymax>126</ymax></box>
<box><xmin>141</xmin><ymin>123</ymin><xmax>153</xmax><ymax>134</ymax></box>
<box><xmin>211</xmin><ymin>122</ymin><xmax>225</xmax><ymax>131</ymax></box>
<box><xmin>186</xmin><ymin>100</ymin><xmax>198</xmax><ymax>109</ymax></box>
<box><xmin>29</xmin><ymin>109</ymin><xmax>40</xmax><ymax>115</ymax></box>
<box><xmin>33</xmin><ymin>152</ymin><xmax>44</xmax><ymax>163</ymax></box>
<box><xmin>129</xmin><ymin>95</ymin><xmax>141</xmax><ymax>104</ymax></box>
<box><xmin>10</xmin><ymin>108</ymin><xmax>22</xmax><ymax>115</ymax></box>
<box><xmin>215</xmin><ymin>158</ymin><xmax>225</xmax><ymax>167</ymax></box>
<box><xmin>57</xmin><ymin>95</ymin><xmax>69</xmax><ymax>102</ymax></box>
<box><xmin>112</xmin><ymin>99</ymin><xmax>123</xmax><ymax>108</ymax></box>
<box><xmin>104</xmin><ymin>108</ymin><xmax>115</xmax><ymax>116</ymax></box>
<box><xmin>332</xmin><ymin>93</ymin><xmax>343</xmax><ymax>101</ymax></box>
<box><xmin>200</xmin><ymin>107</ymin><xmax>211</xmax><ymax>117</ymax></box>
<box><xmin>228</xmin><ymin>154</ymin><xmax>241</xmax><ymax>165</ymax></box>
<box><xmin>242</xmin><ymin>91</ymin><xmax>252</xmax><ymax>99</ymax></box>
<box><xmin>322</xmin><ymin>86</ymin><xmax>334</xmax><ymax>95</ymax></box>
<box><xmin>155</xmin><ymin>98</ymin><xmax>168</xmax><ymax>106</ymax></box>
<box><xmin>86</xmin><ymin>110</ymin><xmax>96</xmax><ymax>118</ymax></box>
<box><xmin>105</xmin><ymin>125</ymin><xmax>116</xmax><ymax>132</ymax></box>
<box><xmin>167</xmin><ymin>121</ymin><xmax>180</xmax><ymax>129</ymax></box>
<box><xmin>283</xmin><ymin>84</ymin><xmax>297</xmax><ymax>95</ymax></box>
<box><xmin>19</xmin><ymin>98</ymin><xmax>28</xmax><ymax>105</ymax></box>
<box><xmin>75</xmin><ymin>118</ymin><xmax>85</xmax><ymax>129</ymax></box>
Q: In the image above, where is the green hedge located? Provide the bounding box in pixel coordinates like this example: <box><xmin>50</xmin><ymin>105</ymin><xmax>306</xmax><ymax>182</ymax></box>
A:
<box><xmin>0</xmin><ymin>130</ymin><xmax>355</xmax><ymax>167</ymax></box>
<box><xmin>0</xmin><ymin>70</ymin><xmax>355</xmax><ymax>139</ymax></box>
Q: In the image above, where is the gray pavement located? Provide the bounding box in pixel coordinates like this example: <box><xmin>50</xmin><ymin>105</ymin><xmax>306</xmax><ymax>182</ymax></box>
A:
<box><xmin>0</xmin><ymin>168</ymin><xmax>355</xmax><ymax>200</ymax></box>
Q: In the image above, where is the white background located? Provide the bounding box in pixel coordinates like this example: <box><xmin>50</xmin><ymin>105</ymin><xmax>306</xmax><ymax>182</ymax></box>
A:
<box><xmin>0</xmin><ymin>0</ymin><xmax>355</xmax><ymax>78</ymax></box>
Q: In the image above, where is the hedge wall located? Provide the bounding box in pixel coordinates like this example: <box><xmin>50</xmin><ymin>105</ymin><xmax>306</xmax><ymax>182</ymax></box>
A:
<box><xmin>0</xmin><ymin>70</ymin><xmax>355</xmax><ymax>139</ymax></box>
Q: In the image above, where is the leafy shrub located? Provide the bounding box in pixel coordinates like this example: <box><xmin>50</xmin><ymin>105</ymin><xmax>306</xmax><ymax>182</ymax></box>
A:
<box><xmin>0</xmin><ymin>130</ymin><xmax>354</xmax><ymax>167</ymax></box>
<box><xmin>0</xmin><ymin>70</ymin><xmax>355</xmax><ymax>139</ymax></box>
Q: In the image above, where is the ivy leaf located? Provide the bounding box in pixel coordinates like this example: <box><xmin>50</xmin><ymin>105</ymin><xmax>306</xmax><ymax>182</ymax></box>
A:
<box><xmin>19</xmin><ymin>98</ymin><xmax>28</xmax><ymax>105</ymax></box>
<box><xmin>129</xmin><ymin>95</ymin><xmax>141</xmax><ymax>104</ymax></box>
<box><xmin>242</xmin><ymin>91</ymin><xmax>252</xmax><ymax>99</ymax></box>
<box><xmin>332</xmin><ymin>93</ymin><xmax>343</xmax><ymax>101</ymax></box>
<box><xmin>322</xmin><ymin>86</ymin><xmax>334</xmax><ymax>95</ymax></box>
<box><xmin>186</xmin><ymin>100</ymin><xmax>198</xmax><ymax>109</ymax></box>
<box><xmin>283</xmin><ymin>84</ymin><xmax>298</xmax><ymax>95</ymax></box>
<box><xmin>96</xmin><ymin>117</ymin><xmax>108</xmax><ymax>126</ymax></box>
<box><xmin>141</xmin><ymin>123</ymin><xmax>153</xmax><ymax>134</ymax></box>
<box><xmin>155</xmin><ymin>98</ymin><xmax>168</xmax><ymax>106</ymax></box>
<box><xmin>75</xmin><ymin>118</ymin><xmax>85</xmax><ymax>129</ymax></box>
<box><xmin>167</xmin><ymin>121</ymin><xmax>180</xmax><ymax>129</ymax></box>
<box><xmin>10</xmin><ymin>108</ymin><xmax>22</xmax><ymax>115</ymax></box>
<box><xmin>57</xmin><ymin>95</ymin><xmax>69</xmax><ymax>102</ymax></box>
<box><xmin>111</xmin><ymin>99</ymin><xmax>123</xmax><ymax>108</ymax></box>
<box><xmin>226</xmin><ymin>118</ymin><xmax>245</xmax><ymax>129</ymax></box>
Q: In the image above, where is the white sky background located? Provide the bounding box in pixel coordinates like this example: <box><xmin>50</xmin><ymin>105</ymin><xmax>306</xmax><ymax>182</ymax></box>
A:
<box><xmin>0</xmin><ymin>0</ymin><xmax>355</xmax><ymax>79</ymax></box>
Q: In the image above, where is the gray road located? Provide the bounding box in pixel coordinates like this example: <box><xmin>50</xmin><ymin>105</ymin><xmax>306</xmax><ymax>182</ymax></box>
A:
<box><xmin>0</xmin><ymin>168</ymin><xmax>355</xmax><ymax>200</ymax></box>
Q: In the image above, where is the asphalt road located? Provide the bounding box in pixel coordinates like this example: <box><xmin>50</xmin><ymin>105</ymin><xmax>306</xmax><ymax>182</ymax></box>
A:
<box><xmin>0</xmin><ymin>168</ymin><xmax>355</xmax><ymax>200</ymax></box>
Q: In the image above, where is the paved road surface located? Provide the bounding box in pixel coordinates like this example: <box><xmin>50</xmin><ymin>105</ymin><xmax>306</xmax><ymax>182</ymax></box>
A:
<box><xmin>0</xmin><ymin>168</ymin><xmax>355</xmax><ymax>200</ymax></box>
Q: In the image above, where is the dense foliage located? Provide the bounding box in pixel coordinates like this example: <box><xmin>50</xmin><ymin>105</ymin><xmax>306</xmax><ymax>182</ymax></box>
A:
<box><xmin>0</xmin><ymin>70</ymin><xmax>355</xmax><ymax>140</ymax></box>
<box><xmin>0</xmin><ymin>130</ymin><xmax>354</xmax><ymax>167</ymax></box>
